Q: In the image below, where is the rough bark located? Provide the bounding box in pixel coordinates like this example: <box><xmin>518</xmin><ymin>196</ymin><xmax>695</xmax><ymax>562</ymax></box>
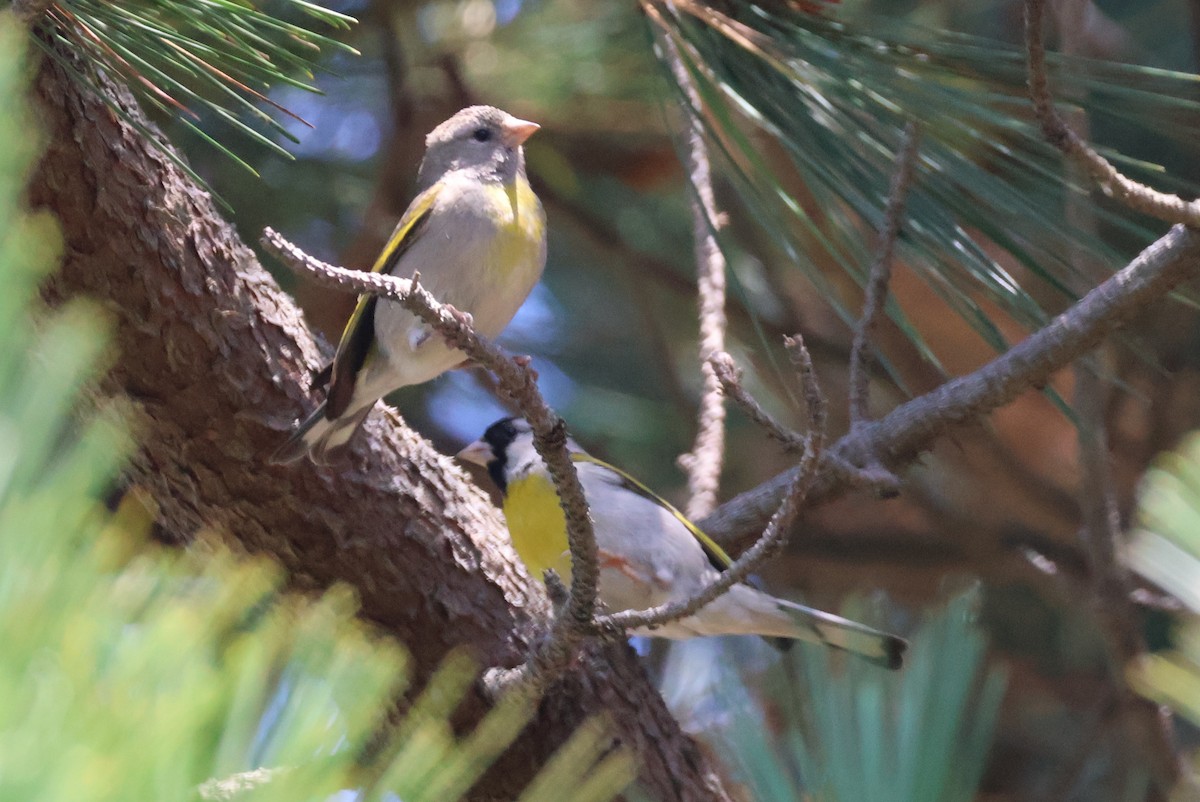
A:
<box><xmin>28</xmin><ymin>53</ymin><xmax>729</xmax><ymax>802</ymax></box>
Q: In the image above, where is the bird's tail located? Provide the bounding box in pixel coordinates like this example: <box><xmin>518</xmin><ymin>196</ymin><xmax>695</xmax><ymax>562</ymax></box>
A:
<box><xmin>269</xmin><ymin>402</ymin><xmax>373</xmax><ymax>465</ymax></box>
<box><xmin>774</xmin><ymin>597</ymin><xmax>906</xmax><ymax>670</ymax></box>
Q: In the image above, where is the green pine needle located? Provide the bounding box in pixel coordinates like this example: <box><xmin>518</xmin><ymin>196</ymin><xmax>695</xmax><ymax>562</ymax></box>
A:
<box><xmin>32</xmin><ymin>0</ymin><xmax>358</xmax><ymax>178</ymax></box>
<box><xmin>653</xmin><ymin>2</ymin><xmax>1200</xmax><ymax>388</ymax></box>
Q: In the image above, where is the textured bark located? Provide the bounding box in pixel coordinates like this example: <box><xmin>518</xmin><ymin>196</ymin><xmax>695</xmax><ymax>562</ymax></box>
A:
<box><xmin>28</xmin><ymin>54</ymin><xmax>729</xmax><ymax>802</ymax></box>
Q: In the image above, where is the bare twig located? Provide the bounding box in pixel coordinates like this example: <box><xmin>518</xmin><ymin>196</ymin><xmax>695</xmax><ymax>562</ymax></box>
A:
<box><xmin>848</xmin><ymin>122</ymin><xmax>921</xmax><ymax>427</ymax></box>
<box><xmin>656</xmin><ymin>21</ymin><xmax>729</xmax><ymax>522</ymax></box>
<box><xmin>597</xmin><ymin>335</ymin><xmax>827</xmax><ymax>635</ymax></box>
<box><xmin>260</xmin><ymin>228</ymin><xmax>600</xmax><ymax>690</ymax></box>
<box><xmin>785</xmin><ymin>335</ymin><xmax>825</xmax><ymax>438</ymax></box>
<box><xmin>710</xmin><ymin>352</ymin><xmax>805</xmax><ymax>451</ymax></box>
<box><xmin>712</xmin><ymin>350</ymin><xmax>900</xmax><ymax>494</ymax></box>
<box><xmin>701</xmin><ymin>225</ymin><xmax>1200</xmax><ymax>547</ymax></box>
<box><xmin>1025</xmin><ymin>0</ymin><xmax>1200</xmax><ymax>227</ymax></box>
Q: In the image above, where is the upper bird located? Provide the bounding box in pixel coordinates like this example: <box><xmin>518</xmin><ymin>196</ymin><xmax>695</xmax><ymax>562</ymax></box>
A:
<box><xmin>272</xmin><ymin>106</ymin><xmax>547</xmax><ymax>465</ymax></box>
<box><xmin>458</xmin><ymin>417</ymin><xmax>906</xmax><ymax>669</ymax></box>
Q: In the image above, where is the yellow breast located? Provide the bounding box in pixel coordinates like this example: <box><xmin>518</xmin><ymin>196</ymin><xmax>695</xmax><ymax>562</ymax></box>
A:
<box><xmin>493</xmin><ymin>177</ymin><xmax>545</xmax><ymax>279</ymax></box>
<box><xmin>502</xmin><ymin>473</ymin><xmax>572</xmax><ymax>585</ymax></box>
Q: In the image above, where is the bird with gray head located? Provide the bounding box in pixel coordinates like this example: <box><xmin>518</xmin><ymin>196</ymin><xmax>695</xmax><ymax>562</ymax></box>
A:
<box><xmin>272</xmin><ymin>106</ymin><xmax>547</xmax><ymax>465</ymax></box>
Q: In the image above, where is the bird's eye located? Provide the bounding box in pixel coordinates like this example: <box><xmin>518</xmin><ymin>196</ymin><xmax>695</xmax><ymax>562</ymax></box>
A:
<box><xmin>472</xmin><ymin>127</ymin><xmax>492</xmax><ymax>142</ymax></box>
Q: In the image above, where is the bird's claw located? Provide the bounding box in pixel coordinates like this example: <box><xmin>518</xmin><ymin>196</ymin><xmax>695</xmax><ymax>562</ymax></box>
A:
<box><xmin>446</xmin><ymin>304</ymin><xmax>474</xmax><ymax>329</ymax></box>
<box><xmin>513</xmin><ymin>354</ymin><xmax>539</xmax><ymax>380</ymax></box>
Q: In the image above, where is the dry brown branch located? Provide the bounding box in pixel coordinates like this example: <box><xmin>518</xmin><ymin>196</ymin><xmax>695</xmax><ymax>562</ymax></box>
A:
<box><xmin>598</xmin><ymin>335</ymin><xmax>826</xmax><ymax>634</ymax></box>
<box><xmin>656</xmin><ymin>17</ymin><xmax>729</xmax><ymax>522</ymax></box>
<box><xmin>259</xmin><ymin>229</ymin><xmax>602</xmax><ymax>693</ymax></box>
<box><xmin>848</xmin><ymin>122</ymin><xmax>921</xmax><ymax>427</ymax></box>
<box><xmin>1025</xmin><ymin>0</ymin><xmax>1200</xmax><ymax>227</ymax></box>
<box><xmin>701</xmin><ymin>224</ymin><xmax>1200</xmax><ymax>549</ymax></box>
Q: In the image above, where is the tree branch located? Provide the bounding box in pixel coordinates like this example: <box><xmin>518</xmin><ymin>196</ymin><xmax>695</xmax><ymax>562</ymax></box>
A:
<box><xmin>711</xmin><ymin>352</ymin><xmax>805</xmax><ymax>451</ymax></box>
<box><xmin>31</xmin><ymin>51</ymin><xmax>730</xmax><ymax>802</ymax></box>
<box><xmin>259</xmin><ymin>230</ymin><xmax>606</xmax><ymax>694</ymax></box>
<box><xmin>1025</xmin><ymin>0</ymin><xmax>1200</xmax><ymax>226</ymax></box>
<box><xmin>657</xmin><ymin>19</ymin><xmax>730</xmax><ymax>522</ymax></box>
<box><xmin>702</xmin><ymin>224</ymin><xmax>1200</xmax><ymax>547</ymax></box>
<box><xmin>848</xmin><ymin>121</ymin><xmax>920</xmax><ymax>427</ymax></box>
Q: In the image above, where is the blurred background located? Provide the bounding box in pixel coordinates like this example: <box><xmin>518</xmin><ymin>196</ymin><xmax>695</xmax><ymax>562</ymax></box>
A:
<box><xmin>136</xmin><ymin>0</ymin><xmax>1200</xmax><ymax>798</ymax></box>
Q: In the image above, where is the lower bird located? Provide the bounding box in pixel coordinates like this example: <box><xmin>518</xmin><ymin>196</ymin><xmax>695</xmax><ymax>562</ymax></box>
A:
<box><xmin>457</xmin><ymin>417</ymin><xmax>906</xmax><ymax>669</ymax></box>
<box><xmin>272</xmin><ymin>106</ymin><xmax>547</xmax><ymax>465</ymax></box>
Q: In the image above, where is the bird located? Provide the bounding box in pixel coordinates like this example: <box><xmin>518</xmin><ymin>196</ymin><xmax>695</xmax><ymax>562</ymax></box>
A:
<box><xmin>457</xmin><ymin>417</ymin><xmax>906</xmax><ymax>669</ymax></box>
<box><xmin>272</xmin><ymin>106</ymin><xmax>547</xmax><ymax>465</ymax></box>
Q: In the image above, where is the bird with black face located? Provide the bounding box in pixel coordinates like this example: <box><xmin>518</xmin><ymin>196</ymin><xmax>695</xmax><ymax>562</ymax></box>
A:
<box><xmin>272</xmin><ymin>106</ymin><xmax>547</xmax><ymax>465</ymax></box>
<box><xmin>458</xmin><ymin>417</ymin><xmax>906</xmax><ymax>668</ymax></box>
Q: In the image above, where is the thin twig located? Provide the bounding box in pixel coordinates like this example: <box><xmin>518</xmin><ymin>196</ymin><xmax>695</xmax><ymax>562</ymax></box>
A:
<box><xmin>785</xmin><ymin>335</ymin><xmax>826</xmax><ymax>438</ymax></box>
<box><xmin>710</xmin><ymin>352</ymin><xmax>805</xmax><ymax>451</ymax></box>
<box><xmin>657</xmin><ymin>25</ymin><xmax>730</xmax><ymax>521</ymax></box>
<box><xmin>597</xmin><ymin>335</ymin><xmax>826</xmax><ymax>635</ymax></box>
<box><xmin>711</xmin><ymin>350</ymin><xmax>900</xmax><ymax>494</ymax></box>
<box><xmin>848</xmin><ymin>121</ymin><xmax>921</xmax><ymax>427</ymax></box>
<box><xmin>701</xmin><ymin>224</ymin><xmax>1200</xmax><ymax>547</ymax></box>
<box><xmin>260</xmin><ymin>229</ymin><xmax>600</xmax><ymax>690</ymax></box>
<box><xmin>1025</xmin><ymin>0</ymin><xmax>1200</xmax><ymax>227</ymax></box>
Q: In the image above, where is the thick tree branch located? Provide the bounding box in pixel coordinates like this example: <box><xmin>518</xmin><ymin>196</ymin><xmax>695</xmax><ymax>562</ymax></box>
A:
<box><xmin>30</xmin><ymin>50</ymin><xmax>730</xmax><ymax>802</ymax></box>
<box><xmin>261</xmin><ymin>230</ymin><xmax>608</xmax><ymax>695</ymax></box>
<box><xmin>702</xmin><ymin>225</ymin><xmax>1200</xmax><ymax>547</ymax></box>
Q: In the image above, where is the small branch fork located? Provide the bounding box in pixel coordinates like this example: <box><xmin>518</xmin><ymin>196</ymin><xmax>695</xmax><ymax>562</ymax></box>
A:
<box><xmin>260</xmin><ymin>229</ymin><xmax>826</xmax><ymax>695</ymax></box>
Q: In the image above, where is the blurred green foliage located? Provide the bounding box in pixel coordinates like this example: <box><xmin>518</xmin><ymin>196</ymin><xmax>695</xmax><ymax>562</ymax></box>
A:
<box><xmin>1129</xmin><ymin>432</ymin><xmax>1200</xmax><ymax>798</ymax></box>
<box><xmin>0</xmin><ymin>14</ymin><xmax>632</xmax><ymax>801</ymax></box>
<box><xmin>693</xmin><ymin>595</ymin><xmax>1006</xmax><ymax>802</ymax></box>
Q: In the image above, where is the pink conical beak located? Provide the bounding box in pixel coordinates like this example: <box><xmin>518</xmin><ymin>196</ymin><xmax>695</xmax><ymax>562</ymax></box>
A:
<box><xmin>500</xmin><ymin>117</ymin><xmax>540</xmax><ymax>147</ymax></box>
<box><xmin>456</xmin><ymin>439</ymin><xmax>493</xmax><ymax>467</ymax></box>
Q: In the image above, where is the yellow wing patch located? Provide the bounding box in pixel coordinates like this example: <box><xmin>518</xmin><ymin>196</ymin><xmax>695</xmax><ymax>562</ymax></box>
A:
<box><xmin>325</xmin><ymin>186</ymin><xmax>439</xmax><ymax>418</ymax></box>
<box><xmin>570</xmin><ymin>453</ymin><xmax>734</xmax><ymax>570</ymax></box>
